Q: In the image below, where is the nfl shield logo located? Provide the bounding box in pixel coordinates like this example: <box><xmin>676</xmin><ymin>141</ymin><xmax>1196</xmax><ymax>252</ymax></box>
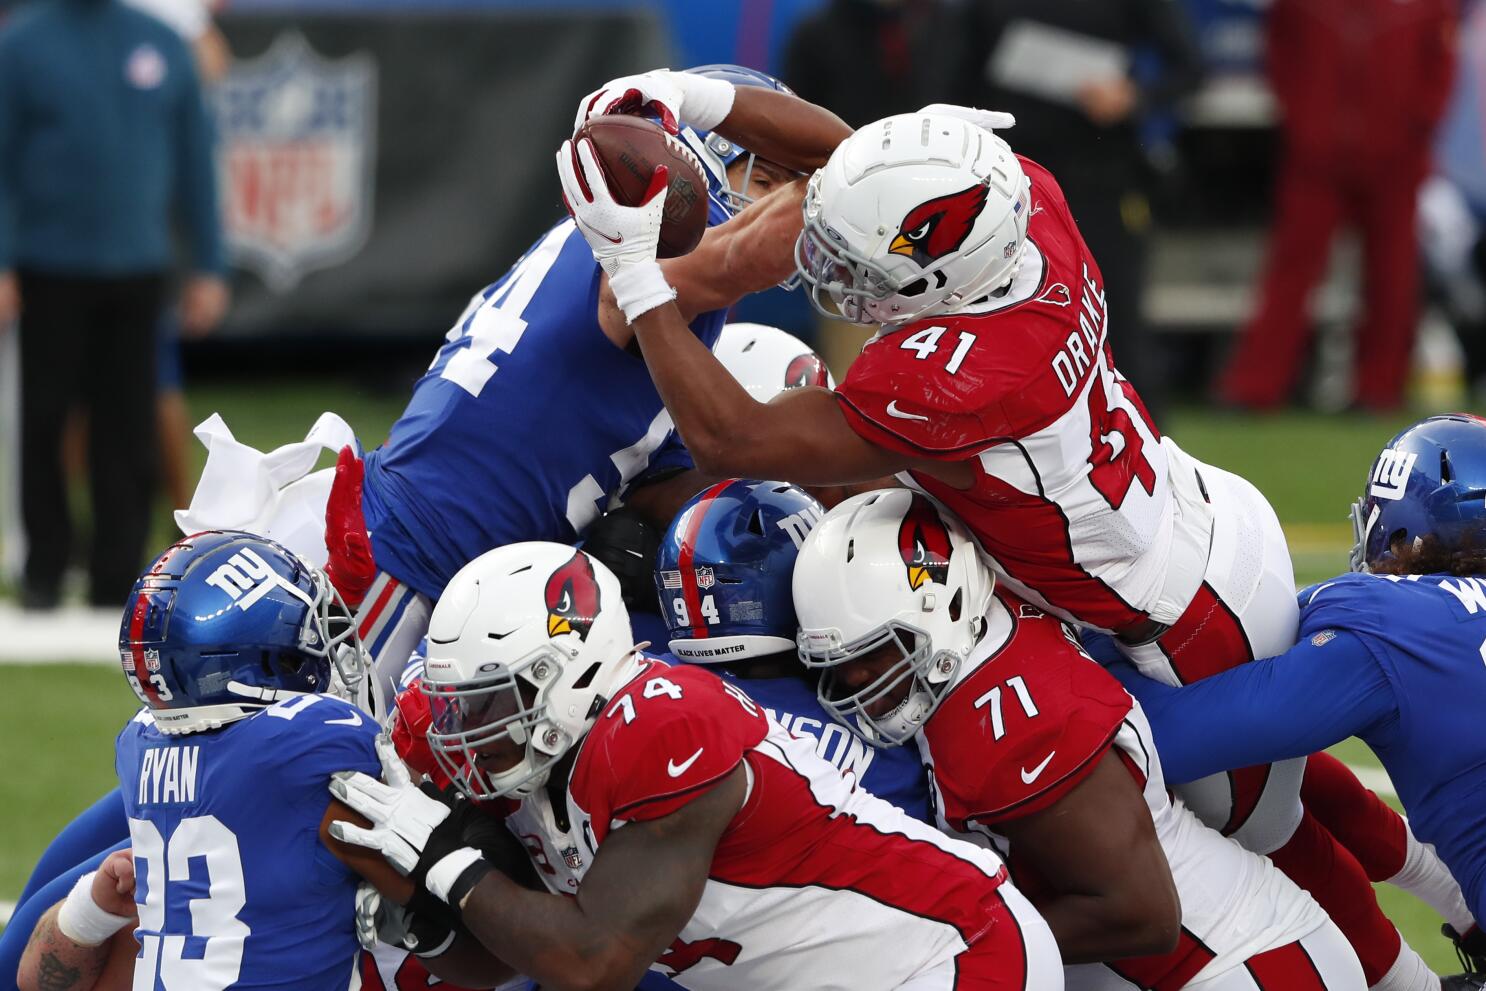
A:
<box><xmin>695</xmin><ymin>567</ymin><xmax>715</xmax><ymax>590</ymax></box>
<box><xmin>216</xmin><ymin>33</ymin><xmax>378</xmax><ymax>291</ymax></box>
<box><xmin>144</xmin><ymin>648</ymin><xmax>162</xmax><ymax>672</ymax></box>
<box><xmin>563</xmin><ymin>847</ymin><xmax>584</xmax><ymax>870</ymax></box>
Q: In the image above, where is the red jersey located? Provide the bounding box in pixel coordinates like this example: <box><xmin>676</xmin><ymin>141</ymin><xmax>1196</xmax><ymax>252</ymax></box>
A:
<box><xmin>509</xmin><ymin>660</ymin><xmax>1016</xmax><ymax>991</ymax></box>
<box><xmin>918</xmin><ymin>591</ymin><xmax>1331</xmax><ymax>989</ymax></box>
<box><xmin>836</xmin><ymin>158</ymin><xmax>1213</xmax><ymax>634</ymax></box>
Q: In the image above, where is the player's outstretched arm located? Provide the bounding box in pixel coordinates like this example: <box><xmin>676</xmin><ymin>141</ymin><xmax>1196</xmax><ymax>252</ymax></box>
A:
<box><xmin>598</xmin><ymin>177</ymin><xmax>808</xmax><ymax>343</ymax></box>
<box><xmin>1109</xmin><ymin>633</ymin><xmax>1398</xmax><ymax>784</ymax></box>
<box><xmin>17</xmin><ymin>851</ymin><xmax>138</xmax><ymax>991</ymax></box>
<box><xmin>453</xmin><ymin>766</ymin><xmax>747</xmax><ymax>991</ymax></box>
<box><xmin>710</xmin><ymin>85</ymin><xmax>851</xmax><ymax>173</ymax></box>
<box><xmin>562</xmin><ymin>130</ymin><xmax>962</xmax><ymax>490</ymax></box>
<box><xmin>995</xmin><ymin>752</ymin><xmax>1181</xmax><ymax>964</ymax></box>
<box><xmin>574</xmin><ymin>68</ymin><xmax>850</xmax><ymax>174</ymax></box>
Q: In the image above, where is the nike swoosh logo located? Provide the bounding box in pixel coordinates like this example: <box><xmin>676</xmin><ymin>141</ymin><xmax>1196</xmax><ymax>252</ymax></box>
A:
<box><xmin>575</xmin><ymin>216</ymin><xmax>624</xmax><ymax>245</ymax></box>
<box><xmin>667</xmin><ymin>747</ymin><xmax>704</xmax><ymax>778</ymax></box>
<box><xmin>885</xmin><ymin>400</ymin><xmax>930</xmax><ymax>422</ymax></box>
<box><xmin>327</xmin><ymin>710</ymin><xmax>363</xmax><ymax>727</ymax></box>
<box><xmin>1020</xmin><ymin>751</ymin><xmax>1056</xmax><ymax>785</ymax></box>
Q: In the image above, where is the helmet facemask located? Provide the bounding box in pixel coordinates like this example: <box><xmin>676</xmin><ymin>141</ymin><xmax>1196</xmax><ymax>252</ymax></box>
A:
<box><xmin>798</xmin><ymin>618</ymin><xmax>965</xmax><ymax>747</ymax></box>
<box><xmin>304</xmin><ymin>567</ymin><xmax>367</xmax><ymax>695</ymax></box>
<box><xmin>425</xmin><ymin>643</ymin><xmax>594</xmax><ymax>801</ymax></box>
<box><xmin>1349</xmin><ymin>497</ymin><xmax>1380</xmax><ymax>574</ymax></box>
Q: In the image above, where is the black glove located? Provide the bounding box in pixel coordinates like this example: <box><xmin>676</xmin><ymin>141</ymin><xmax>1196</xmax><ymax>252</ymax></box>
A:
<box><xmin>1444</xmin><ymin>923</ymin><xmax>1486</xmax><ymax>973</ymax></box>
<box><xmin>582</xmin><ymin>507</ymin><xmax>663</xmax><ymax>614</ymax></box>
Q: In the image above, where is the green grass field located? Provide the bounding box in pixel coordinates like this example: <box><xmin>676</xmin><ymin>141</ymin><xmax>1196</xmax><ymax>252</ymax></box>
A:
<box><xmin>0</xmin><ymin>383</ymin><xmax>1463</xmax><ymax>970</ymax></box>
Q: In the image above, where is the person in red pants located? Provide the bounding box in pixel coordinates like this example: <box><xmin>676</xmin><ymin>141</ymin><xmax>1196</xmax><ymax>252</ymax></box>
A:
<box><xmin>1219</xmin><ymin>0</ymin><xmax>1457</xmax><ymax>411</ymax></box>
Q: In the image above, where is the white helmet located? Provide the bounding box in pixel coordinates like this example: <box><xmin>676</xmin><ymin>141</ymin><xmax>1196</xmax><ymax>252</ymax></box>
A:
<box><xmin>795</xmin><ymin>112</ymin><xmax>1032</xmax><ymax>326</ymax></box>
<box><xmin>714</xmin><ymin>322</ymin><xmax>835</xmax><ymax>402</ymax></box>
<box><xmin>422</xmin><ymin>542</ymin><xmax>644</xmax><ymax>800</ymax></box>
<box><xmin>793</xmin><ymin>490</ymin><xmax>994</xmax><ymax>746</ymax></box>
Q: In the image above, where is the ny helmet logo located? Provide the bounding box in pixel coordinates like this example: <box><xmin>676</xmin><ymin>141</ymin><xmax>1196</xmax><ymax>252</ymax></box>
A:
<box><xmin>1369</xmin><ymin>449</ymin><xmax>1418</xmax><ymax>501</ymax></box>
<box><xmin>204</xmin><ymin>547</ymin><xmax>314</xmax><ymax>611</ymax></box>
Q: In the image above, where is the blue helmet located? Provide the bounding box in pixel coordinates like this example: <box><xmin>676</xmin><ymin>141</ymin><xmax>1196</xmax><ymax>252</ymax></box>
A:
<box><xmin>119</xmin><ymin>531</ymin><xmax>367</xmax><ymax>734</ymax></box>
<box><xmin>655</xmin><ymin>479</ymin><xmax>824</xmax><ymax>662</ymax></box>
<box><xmin>1350</xmin><ymin>414</ymin><xmax>1486</xmax><ymax>572</ymax></box>
<box><xmin>679</xmin><ymin>64</ymin><xmax>795</xmax><ymax>217</ymax></box>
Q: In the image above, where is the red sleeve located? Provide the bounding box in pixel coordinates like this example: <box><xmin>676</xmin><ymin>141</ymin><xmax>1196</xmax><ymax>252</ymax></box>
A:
<box><xmin>571</xmin><ymin>663</ymin><xmax>768</xmax><ymax>830</ymax></box>
<box><xmin>924</xmin><ymin>611</ymin><xmax>1133</xmax><ymax>827</ymax></box>
<box><xmin>837</xmin><ymin>322</ymin><xmax>1017</xmax><ymax>459</ymax></box>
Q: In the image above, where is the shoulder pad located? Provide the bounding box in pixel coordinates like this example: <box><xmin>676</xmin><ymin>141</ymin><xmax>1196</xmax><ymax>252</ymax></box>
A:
<box><xmin>573</xmin><ymin>665</ymin><xmax>767</xmax><ymax>827</ymax></box>
<box><xmin>927</xmin><ymin>615</ymin><xmax>1130</xmax><ymax>826</ymax></box>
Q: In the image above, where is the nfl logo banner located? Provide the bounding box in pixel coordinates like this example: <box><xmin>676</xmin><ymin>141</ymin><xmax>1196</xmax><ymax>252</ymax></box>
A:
<box><xmin>215</xmin><ymin>33</ymin><xmax>378</xmax><ymax>291</ymax></box>
<box><xmin>695</xmin><ymin>567</ymin><xmax>715</xmax><ymax>590</ymax></box>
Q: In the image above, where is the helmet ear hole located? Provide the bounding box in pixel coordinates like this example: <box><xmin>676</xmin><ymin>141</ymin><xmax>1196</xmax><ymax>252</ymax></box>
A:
<box><xmin>748</xmin><ymin>510</ymin><xmax>766</xmax><ymax>537</ymax></box>
<box><xmin>948</xmin><ymin>588</ymin><xmax>963</xmax><ymax>622</ymax></box>
<box><xmin>571</xmin><ymin>662</ymin><xmax>602</xmax><ymax>691</ymax></box>
<box><xmin>1387</xmin><ymin>528</ymin><xmax>1410</xmax><ymax>554</ymax></box>
<box><xmin>1442</xmin><ymin>450</ymin><xmax>1454</xmax><ymax>483</ymax></box>
<box><xmin>899</xmin><ymin>279</ymin><xmax>927</xmax><ymax>298</ymax></box>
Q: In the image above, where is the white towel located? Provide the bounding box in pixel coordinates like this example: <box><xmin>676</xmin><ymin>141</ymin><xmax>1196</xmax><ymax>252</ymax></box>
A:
<box><xmin>173</xmin><ymin>412</ymin><xmax>360</xmax><ymax>568</ymax></box>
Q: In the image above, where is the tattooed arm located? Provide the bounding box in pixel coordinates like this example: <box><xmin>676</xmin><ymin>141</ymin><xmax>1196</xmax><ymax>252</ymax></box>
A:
<box><xmin>18</xmin><ymin>851</ymin><xmax>138</xmax><ymax>991</ymax></box>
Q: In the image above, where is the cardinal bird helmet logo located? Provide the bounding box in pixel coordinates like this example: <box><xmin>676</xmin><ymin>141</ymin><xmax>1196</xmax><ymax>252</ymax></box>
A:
<box><xmin>888</xmin><ymin>184</ymin><xmax>991</xmax><ymax>268</ymax></box>
<box><xmin>544</xmin><ymin>551</ymin><xmax>602</xmax><ymax>641</ymax></box>
<box><xmin>897</xmin><ymin>495</ymin><xmax>953</xmax><ymax>590</ymax></box>
<box><xmin>784</xmin><ymin>352</ymin><xmax>830</xmax><ymax>389</ymax></box>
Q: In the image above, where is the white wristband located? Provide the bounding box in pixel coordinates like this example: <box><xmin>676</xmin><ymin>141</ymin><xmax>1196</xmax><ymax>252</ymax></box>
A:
<box><xmin>424</xmin><ymin>846</ymin><xmax>485</xmax><ymax>903</ymax></box>
<box><xmin>674</xmin><ymin>72</ymin><xmax>735</xmax><ymax>132</ymax></box>
<box><xmin>56</xmin><ymin>872</ymin><xmax>133</xmax><ymax>947</ymax></box>
<box><xmin>609</xmin><ymin>261</ymin><xmax>677</xmax><ymax>324</ymax></box>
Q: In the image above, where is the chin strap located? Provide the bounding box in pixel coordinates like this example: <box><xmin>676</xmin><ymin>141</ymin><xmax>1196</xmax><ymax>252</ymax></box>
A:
<box><xmin>227</xmin><ymin>681</ymin><xmax>312</xmax><ymax>705</ymax></box>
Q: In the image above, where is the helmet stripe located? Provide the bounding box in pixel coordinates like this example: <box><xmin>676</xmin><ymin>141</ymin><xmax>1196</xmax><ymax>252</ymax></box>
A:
<box><xmin>128</xmin><ymin>593</ymin><xmax>162</xmax><ymax>705</ymax></box>
<box><xmin>677</xmin><ymin>479</ymin><xmax>739</xmax><ymax>641</ymax></box>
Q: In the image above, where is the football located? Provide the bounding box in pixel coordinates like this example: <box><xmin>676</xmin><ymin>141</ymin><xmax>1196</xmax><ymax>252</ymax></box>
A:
<box><xmin>573</xmin><ymin>114</ymin><xmax>710</xmax><ymax>258</ymax></box>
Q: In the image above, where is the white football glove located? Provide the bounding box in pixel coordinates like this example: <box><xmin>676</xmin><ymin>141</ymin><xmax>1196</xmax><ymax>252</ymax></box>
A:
<box><xmin>573</xmin><ymin>68</ymin><xmax>735</xmax><ymax>136</ymax></box>
<box><xmin>556</xmin><ymin>137</ymin><xmax>676</xmax><ymax>323</ymax></box>
<box><xmin>920</xmin><ymin>104</ymin><xmax>1017</xmax><ymax>134</ymax></box>
<box><xmin>354</xmin><ymin>883</ymin><xmax>457</xmax><ymax>957</ymax></box>
<box><xmin>329</xmin><ymin>734</ymin><xmax>451</xmax><ymax>874</ymax></box>
<box><xmin>354</xmin><ymin>882</ymin><xmax>387</xmax><ymax>951</ymax></box>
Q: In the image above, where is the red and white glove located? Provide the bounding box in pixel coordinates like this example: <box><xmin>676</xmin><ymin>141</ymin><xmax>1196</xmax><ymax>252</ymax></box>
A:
<box><xmin>556</xmin><ymin>137</ymin><xmax>676</xmax><ymax>323</ymax></box>
<box><xmin>323</xmin><ymin>445</ymin><xmax>376</xmax><ymax>609</ymax></box>
<box><xmin>919</xmin><ymin>104</ymin><xmax>1016</xmax><ymax>133</ymax></box>
<box><xmin>573</xmin><ymin>68</ymin><xmax>735</xmax><ymax>136</ymax></box>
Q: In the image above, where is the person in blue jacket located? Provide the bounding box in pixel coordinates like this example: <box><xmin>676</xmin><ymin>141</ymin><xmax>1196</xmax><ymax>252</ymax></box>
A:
<box><xmin>1113</xmin><ymin>413</ymin><xmax>1486</xmax><ymax>969</ymax></box>
<box><xmin>0</xmin><ymin>0</ymin><xmax>228</xmax><ymax>610</ymax></box>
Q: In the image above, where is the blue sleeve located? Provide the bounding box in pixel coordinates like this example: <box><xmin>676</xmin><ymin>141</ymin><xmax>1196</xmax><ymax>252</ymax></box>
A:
<box><xmin>173</xmin><ymin>42</ymin><xmax>225</xmax><ymax>274</ymax></box>
<box><xmin>262</xmin><ymin>696</ymin><xmax>381</xmax><ymax>812</ymax></box>
<box><xmin>637</xmin><ymin>428</ymin><xmax>695</xmax><ymax>481</ymax></box>
<box><xmin>292</xmin><ymin>696</ymin><xmax>381</xmax><ymax>780</ymax></box>
<box><xmin>1109</xmin><ymin>631</ymin><xmax>1399</xmax><ymax>784</ymax></box>
<box><xmin>0</xmin><ymin>28</ymin><xmax>20</xmax><ymax>271</ymax></box>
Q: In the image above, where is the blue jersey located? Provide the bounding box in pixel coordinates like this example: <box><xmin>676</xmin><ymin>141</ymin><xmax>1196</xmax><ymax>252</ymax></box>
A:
<box><xmin>1113</xmin><ymin>571</ymin><xmax>1486</xmax><ymax>922</ymax></box>
<box><xmin>116</xmin><ymin>694</ymin><xmax>380</xmax><ymax>991</ymax></box>
<box><xmin>706</xmin><ymin>668</ymin><xmax>932</xmax><ymax>822</ymax></box>
<box><xmin>363</xmin><ymin>214</ymin><xmax>728</xmax><ymax>601</ymax></box>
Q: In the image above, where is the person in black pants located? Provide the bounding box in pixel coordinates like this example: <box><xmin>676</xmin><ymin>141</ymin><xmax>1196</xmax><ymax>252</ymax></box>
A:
<box><xmin>958</xmin><ymin>0</ymin><xmax>1204</xmax><ymax>419</ymax></box>
<box><xmin>0</xmin><ymin>0</ymin><xmax>228</xmax><ymax>609</ymax></box>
